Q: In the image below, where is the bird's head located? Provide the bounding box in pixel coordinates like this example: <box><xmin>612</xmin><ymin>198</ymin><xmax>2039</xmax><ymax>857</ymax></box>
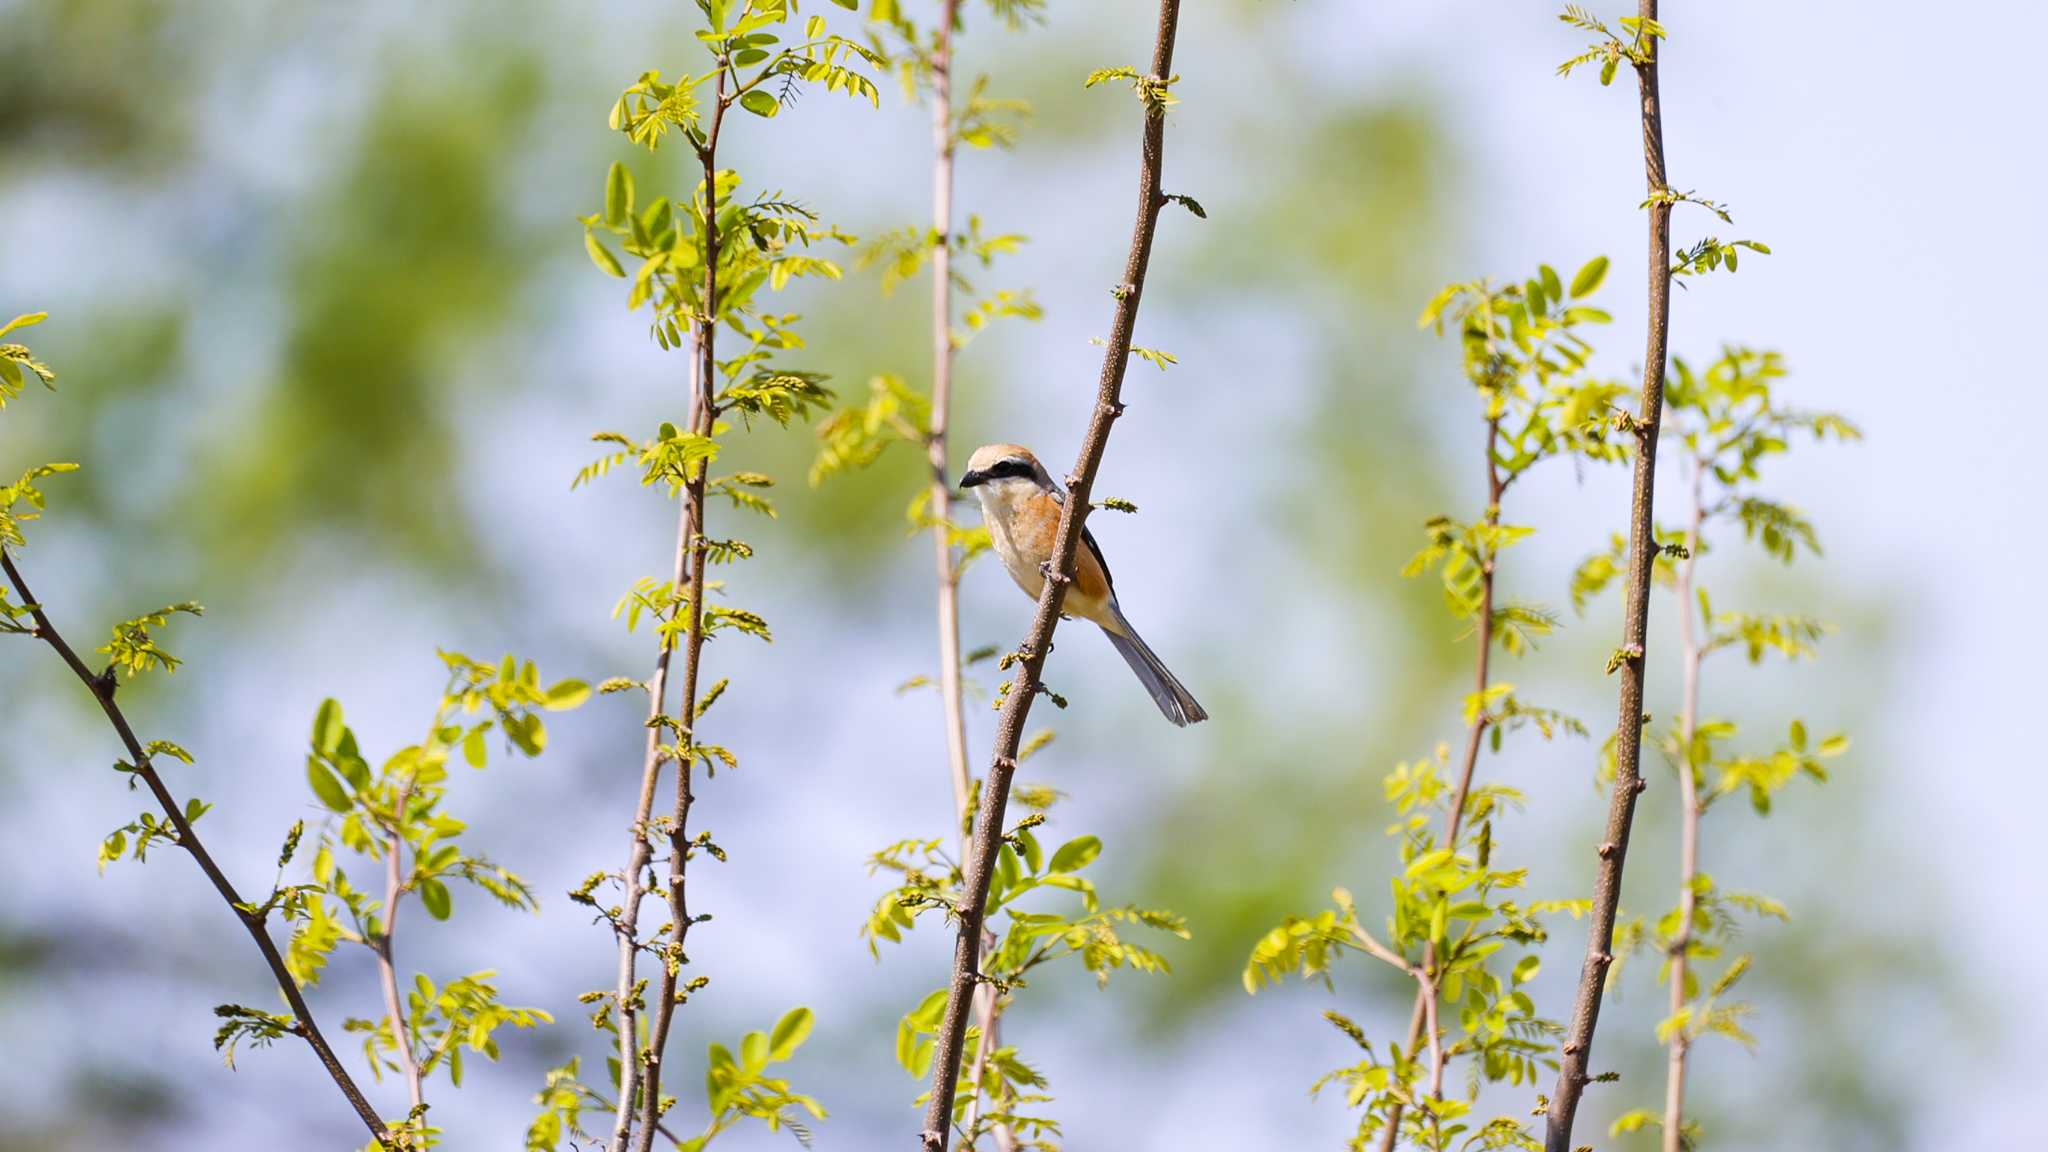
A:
<box><xmin>958</xmin><ymin>443</ymin><xmax>1054</xmax><ymax>496</ymax></box>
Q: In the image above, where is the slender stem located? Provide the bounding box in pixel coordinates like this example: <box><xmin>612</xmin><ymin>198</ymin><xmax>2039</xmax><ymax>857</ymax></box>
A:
<box><xmin>1661</xmin><ymin>459</ymin><xmax>1706</xmax><ymax>1152</ymax></box>
<box><xmin>0</xmin><ymin>548</ymin><xmax>395</xmax><ymax>1147</ymax></box>
<box><xmin>608</xmin><ymin>481</ymin><xmax>691</xmax><ymax>1152</ymax></box>
<box><xmin>1545</xmin><ymin>3</ymin><xmax>1672</xmax><ymax>1146</ymax></box>
<box><xmin>929</xmin><ymin>0</ymin><xmax>972</xmax><ymax>827</ymax></box>
<box><xmin>1377</xmin><ymin>416</ymin><xmax>1503</xmax><ymax>1152</ymax></box>
<box><xmin>924</xmin><ymin>9</ymin><xmax>1015</xmax><ymax>1148</ymax></box>
<box><xmin>629</xmin><ymin>65</ymin><xmax>730</xmax><ymax>1152</ymax></box>
<box><xmin>378</xmin><ymin>782</ymin><xmax>425</xmax><ymax>1113</ymax></box>
<box><xmin>918</xmin><ymin>5</ymin><xmax>1183</xmax><ymax>1147</ymax></box>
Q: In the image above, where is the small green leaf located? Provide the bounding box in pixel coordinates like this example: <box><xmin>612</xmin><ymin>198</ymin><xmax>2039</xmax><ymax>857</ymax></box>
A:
<box><xmin>1570</xmin><ymin>255</ymin><xmax>1610</xmax><ymax>298</ymax></box>
<box><xmin>586</xmin><ymin>232</ymin><xmax>625</xmax><ymax>278</ymax></box>
<box><xmin>311</xmin><ymin>699</ymin><xmax>344</xmax><ymax>756</ymax></box>
<box><xmin>418</xmin><ymin>877</ymin><xmax>452</xmax><ymax>921</ymax></box>
<box><xmin>306</xmin><ymin>757</ymin><xmax>352</xmax><ymax>813</ymax></box>
<box><xmin>740</xmin><ymin>1029</ymin><xmax>769</xmax><ymax>1072</ymax></box>
<box><xmin>1047</xmin><ymin>835</ymin><xmax>1101</xmax><ymax>875</ymax></box>
<box><xmin>544</xmin><ymin>679</ymin><xmax>591</xmax><ymax>711</ymax></box>
<box><xmin>769</xmin><ymin>1006</ymin><xmax>814</xmax><ymax>1061</ymax></box>
<box><xmin>740</xmin><ymin>90</ymin><xmax>780</xmax><ymax>118</ymax></box>
<box><xmin>605</xmin><ymin>162</ymin><xmax>633</xmax><ymax>227</ymax></box>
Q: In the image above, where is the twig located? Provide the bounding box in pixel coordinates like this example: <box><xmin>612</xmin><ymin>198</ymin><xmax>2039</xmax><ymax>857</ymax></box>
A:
<box><xmin>628</xmin><ymin>64</ymin><xmax>734</xmax><ymax>1152</ymax></box>
<box><xmin>1377</xmin><ymin>416</ymin><xmax>1504</xmax><ymax>1152</ymax></box>
<box><xmin>917</xmin><ymin>3</ymin><xmax>1185</xmax><ymax>1147</ymax></box>
<box><xmin>929</xmin><ymin>0</ymin><xmax>973</xmax><ymax>828</ymax></box>
<box><xmin>1661</xmin><ymin>458</ymin><xmax>1705</xmax><ymax>1152</ymax></box>
<box><xmin>378</xmin><ymin>774</ymin><xmax>425</xmax><ymax>1112</ymax></box>
<box><xmin>1544</xmin><ymin>3</ymin><xmax>1671</xmax><ymax>1146</ymax></box>
<box><xmin>924</xmin><ymin>7</ymin><xmax>1014</xmax><ymax>1148</ymax></box>
<box><xmin>0</xmin><ymin>548</ymin><xmax>395</xmax><ymax>1147</ymax></box>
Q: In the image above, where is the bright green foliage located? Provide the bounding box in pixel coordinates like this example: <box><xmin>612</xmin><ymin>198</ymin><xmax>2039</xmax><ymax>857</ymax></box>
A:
<box><xmin>808</xmin><ymin>15</ymin><xmax>1174</xmax><ymax>1141</ymax></box>
<box><xmin>1571</xmin><ymin>344</ymin><xmax>1857</xmax><ymax>1144</ymax></box>
<box><xmin>267</xmin><ymin>652</ymin><xmax>582</xmax><ymax>1127</ymax></box>
<box><xmin>0</xmin><ymin>311</ymin><xmax>75</xmax><ymax>561</ymax></box>
<box><xmin>569</xmin><ymin>5</ymin><xmax>875</xmax><ymax>1147</ymax></box>
<box><xmin>869</xmin><ymin>790</ymin><xmax>1187</xmax><ymax>1150</ymax></box>
<box><xmin>1556</xmin><ymin>5</ymin><xmax>1664</xmax><ymax>87</ymax></box>
<box><xmin>0</xmin><ymin>311</ymin><xmax>56</xmax><ymax>408</ymax></box>
<box><xmin>97</xmin><ymin>601</ymin><xmax>206</xmax><ymax>677</ymax></box>
<box><xmin>522</xmin><ymin>1010</ymin><xmax>826</xmax><ymax>1152</ymax></box>
<box><xmin>1247</xmin><ymin>263</ymin><xmax>1632</xmax><ymax>1151</ymax></box>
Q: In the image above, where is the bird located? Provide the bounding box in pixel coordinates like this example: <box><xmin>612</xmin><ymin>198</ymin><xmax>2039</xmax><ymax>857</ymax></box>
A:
<box><xmin>957</xmin><ymin>443</ymin><xmax>1207</xmax><ymax>727</ymax></box>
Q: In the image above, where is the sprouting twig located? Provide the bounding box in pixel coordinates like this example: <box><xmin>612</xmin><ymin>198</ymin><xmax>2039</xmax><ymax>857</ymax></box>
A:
<box><xmin>0</xmin><ymin>549</ymin><xmax>395</xmax><ymax>1147</ymax></box>
<box><xmin>1544</xmin><ymin>3</ymin><xmax>1672</xmax><ymax>1147</ymax></box>
<box><xmin>917</xmin><ymin>3</ymin><xmax>1186</xmax><ymax>1148</ymax></box>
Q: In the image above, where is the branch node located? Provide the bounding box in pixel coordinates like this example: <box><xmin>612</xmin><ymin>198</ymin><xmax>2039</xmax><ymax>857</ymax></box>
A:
<box><xmin>1596</xmin><ymin>841</ymin><xmax>1618</xmax><ymax>859</ymax></box>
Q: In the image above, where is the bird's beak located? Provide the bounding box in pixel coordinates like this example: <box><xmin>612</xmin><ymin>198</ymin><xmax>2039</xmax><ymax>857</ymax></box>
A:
<box><xmin>957</xmin><ymin>469</ymin><xmax>986</xmax><ymax>491</ymax></box>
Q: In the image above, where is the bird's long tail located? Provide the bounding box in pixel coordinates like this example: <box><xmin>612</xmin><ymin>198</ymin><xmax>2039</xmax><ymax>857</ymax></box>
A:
<box><xmin>1101</xmin><ymin>606</ymin><xmax>1207</xmax><ymax>727</ymax></box>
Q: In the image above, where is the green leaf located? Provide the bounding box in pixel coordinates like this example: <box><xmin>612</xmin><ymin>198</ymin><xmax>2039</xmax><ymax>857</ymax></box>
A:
<box><xmin>585</xmin><ymin>232</ymin><xmax>625</xmax><ymax>278</ymax></box>
<box><xmin>740</xmin><ymin>90</ymin><xmax>780</xmax><ymax>118</ymax></box>
<box><xmin>1570</xmin><ymin>255</ymin><xmax>1610</xmax><ymax>298</ymax></box>
<box><xmin>0</xmin><ymin>312</ymin><xmax>48</xmax><ymax>339</ymax></box>
<box><xmin>605</xmin><ymin>162</ymin><xmax>633</xmax><ymax>227</ymax></box>
<box><xmin>311</xmin><ymin>699</ymin><xmax>345</xmax><ymax>756</ymax></box>
<box><xmin>418</xmin><ymin>877</ymin><xmax>452</xmax><ymax>921</ymax></box>
<box><xmin>506</xmin><ymin>712</ymin><xmax>547</xmax><ymax>756</ymax></box>
<box><xmin>543</xmin><ymin>679</ymin><xmax>591</xmax><ymax>711</ymax></box>
<box><xmin>306</xmin><ymin>757</ymin><xmax>352</xmax><ymax>813</ymax></box>
<box><xmin>740</xmin><ymin>1029</ymin><xmax>769</xmax><ymax>1073</ymax></box>
<box><xmin>1047</xmin><ymin>835</ymin><xmax>1101</xmax><ymax>875</ymax></box>
<box><xmin>768</xmin><ymin>1006</ymin><xmax>814</xmax><ymax>1061</ymax></box>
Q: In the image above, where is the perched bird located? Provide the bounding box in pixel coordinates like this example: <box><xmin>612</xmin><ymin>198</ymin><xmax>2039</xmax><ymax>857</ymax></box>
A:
<box><xmin>957</xmin><ymin>443</ymin><xmax>1207</xmax><ymax>727</ymax></box>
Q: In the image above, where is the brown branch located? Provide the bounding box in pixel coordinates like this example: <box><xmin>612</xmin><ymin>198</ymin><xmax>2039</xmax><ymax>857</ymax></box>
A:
<box><xmin>628</xmin><ymin>64</ymin><xmax>733</xmax><ymax>1152</ymax></box>
<box><xmin>0</xmin><ymin>548</ymin><xmax>395</xmax><ymax>1147</ymax></box>
<box><xmin>917</xmin><ymin>3</ymin><xmax>1184</xmax><ymax>1147</ymax></box>
<box><xmin>1544</xmin><ymin>3</ymin><xmax>1671</xmax><ymax>1146</ymax></box>
<box><xmin>1661</xmin><ymin>458</ymin><xmax>1705</xmax><ymax>1152</ymax></box>
<box><xmin>1376</xmin><ymin>416</ymin><xmax>1504</xmax><ymax>1152</ymax></box>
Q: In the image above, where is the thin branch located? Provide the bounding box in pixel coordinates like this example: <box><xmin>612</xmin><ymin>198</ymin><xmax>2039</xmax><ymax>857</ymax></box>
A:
<box><xmin>925</xmin><ymin>8</ymin><xmax>1014</xmax><ymax>1148</ymax></box>
<box><xmin>0</xmin><ymin>548</ymin><xmax>395</xmax><ymax>1148</ymax></box>
<box><xmin>378</xmin><ymin>777</ymin><xmax>425</xmax><ymax>1113</ymax></box>
<box><xmin>930</xmin><ymin>0</ymin><xmax>973</xmax><ymax>829</ymax></box>
<box><xmin>1545</xmin><ymin>3</ymin><xmax>1671</xmax><ymax>1146</ymax></box>
<box><xmin>1378</xmin><ymin>415</ymin><xmax>1504</xmax><ymax>1152</ymax></box>
<box><xmin>1662</xmin><ymin>458</ymin><xmax>1706</xmax><ymax>1152</ymax></box>
<box><xmin>918</xmin><ymin>3</ymin><xmax>1185</xmax><ymax>1147</ymax></box>
<box><xmin>628</xmin><ymin>64</ymin><xmax>733</xmax><ymax>1152</ymax></box>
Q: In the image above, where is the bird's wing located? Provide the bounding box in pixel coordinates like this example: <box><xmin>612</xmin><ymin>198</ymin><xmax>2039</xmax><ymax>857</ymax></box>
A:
<box><xmin>1080</xmin><ymin>525</ymin><xmax>1116</xmax><ymax>594</ymax></box>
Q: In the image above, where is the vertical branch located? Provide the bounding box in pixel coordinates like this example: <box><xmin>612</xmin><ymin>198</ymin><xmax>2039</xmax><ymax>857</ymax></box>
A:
<box><xmin>608</xmin><ymin>439</ymin><xmax>693</xmax><ymax>1152</ymax></box>
<box><xmin>925</xmin><ymin>8</ymin><xmax>1013</xmax><ymax>1148</ymax></box>
<box><xmin>0</xmin><ymin>549</ymin><xmax>396</xmax><ymax>1148</ymax></box>
<box><xmin>629</xmin><ymin>67</ymin><xmax>732</xmax><ymax>1152</ymax></box>
<box><xmin>1661</xmin><ymin>459</ymin><xmax>1705</xmax><ymax>1152</ymax></box>
<box><xmin>918</xmin><ymin>3</ymin><xmax>1184</xmax><ymax>1148</ymax></box>
<box><xmin>929</xmin><ymin>0</ymin><xmax>973</xmax><ymax>825</ymax></box>
<box><xmin>378</xmin><ymin>788</ymin><xmax>425</xmax><ymax>1113</ymax></box>
<box><xmin>1545</xmin><ymin>2</ymin><xmax>1671</xmax><ymax>1147</ymax></box>
<box><xmin>1378</xmin><ymin>415</ymin><xmax>1505</xmax><ymax>1152</ymax></box>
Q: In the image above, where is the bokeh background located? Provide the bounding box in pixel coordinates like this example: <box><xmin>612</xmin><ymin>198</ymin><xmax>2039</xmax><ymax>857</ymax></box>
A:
<box><xmin>2</xmin><ymin>1</ymin><xmax>2037</xmax><ymax>1149</ymax></box>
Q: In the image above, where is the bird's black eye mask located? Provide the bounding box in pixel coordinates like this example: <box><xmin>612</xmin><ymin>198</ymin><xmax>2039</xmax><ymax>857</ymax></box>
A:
<box><xmin>959</xmin><ymin>458</ymin><xmax>1038</xmax><ymax>488</ymax></box>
